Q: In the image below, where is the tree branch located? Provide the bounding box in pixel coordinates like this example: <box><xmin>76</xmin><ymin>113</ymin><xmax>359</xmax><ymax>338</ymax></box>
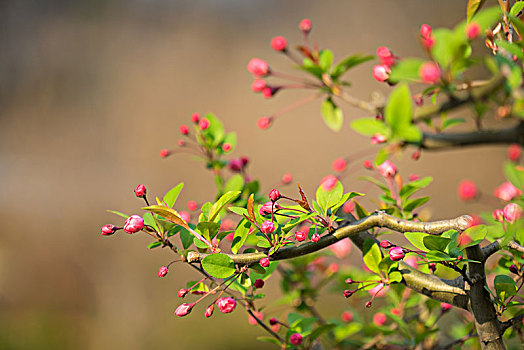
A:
<box><xmin>187</xmin><ymin>211</ymin><xmax>471</xmax><ymax>309</ymax></box>
<box><xmin>465</xmin><ymin>245</ymin><xmax>505</xmax><ymax>349</ymax></box>
<box><xmin>418</xmin><ymin>121</ymin><xmax>524</xmax><ymax>150</ymax></box>
<box><xmin>500</xmin><ymin>314</ymin><xmax>524</xmax><ymax>334</ymax></box>
<box><xmin>481</xmin><ymin>240</ymin><xmax>524</xmax><ymax>260</ymax></box>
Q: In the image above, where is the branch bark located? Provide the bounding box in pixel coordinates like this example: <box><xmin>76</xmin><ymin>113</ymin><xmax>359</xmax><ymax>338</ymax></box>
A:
<box><xmin>187</xmin><ymin>211</ymin><xmax>471</xmax><ymax>308</ymax></box>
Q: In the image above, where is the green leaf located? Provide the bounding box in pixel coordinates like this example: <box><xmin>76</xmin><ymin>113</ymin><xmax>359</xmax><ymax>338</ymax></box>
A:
<box><xmin>309</xmin><ymin>324</ymin><xmax>336</xmax><ymax>341</ymax></box>
<box><xmin>179</xmin><ymin>227</ymin><xmax>194</xmax><ymax>249</ymax></box>
<box><xmin>461</xmin><ymin>224</ymin><xmax>487</xmax><ymax>247</ymax></box>
<box><xmin>143</xmin><ymin>212</ymin><xmax>160</xmax><ymax>233</ymax></box>
<box><xmin>142</xmin><ymin>205</ymin><xmax>189</xmax><ymax>229</ymax></box>
<box><xmin>228</xmin><ymin>206</ymin><xmax>248</xmax><ymax>217</ymax></box>
<box><xmin>197</xmin><ymin>221</ymin><xmax>221</xmax><ymax>241</ymax></box>
<box><xmin>504</xmin><ymin>161</ymin><xmax>524</xmax><ymax>189</ymax></box>
<box><xmin>423</xmin><ymin>236</ymin><xmax>451</xmax><ymax>252</ymax></box>
<box><xmin>332</xmin><ymin>54</ymin><xmax>374</xmax><ymax>78</ymax></box>
<box><xmin>163</xmin><ymin>183</ymin><xmax>184</xmax><ymax>208</ymax></box>
<box><xmin>405</xmin><ymin>232</ymin><xmax>430</xmax><ymax>251</ymax></box>
<box><xmin>495</xmin><ymin>40</ymin><xmax>524</xmax><ymax>60</ymax></box>
<box><xmin>316</xmin><ymin>179</ymin><xmax>343</xmax><ymax>214</ymax></box>
<box><xmin>201</xmin><ymin>253</ymin><xmax>236</xmax><ymax>278</ymax></box>
<box><xmin>106</xmin><ymin>210</ymin><xmax>129</xmax><ymax>219</ymax></box>
<box><xmin>400</xmin><ymin>177</ymin><xmax>433</xmax><ymax>199</ymax></box>
<box><xmin>441</xmin><ymin>117</ymin><xmax>466</xmax><ymax>131</ymax></box>
<box><xmin>209</xmin><ymin>191</ymin><xmax>241</xmax><ymax>222</ymax></box>
<box><xmin>224</xmin><ymin>174</ymin><xmax>244</xmax><ymax>193</ymax></box>
<box><xmin>204</xmin><ymin>113</ymin><xmax>225</xmax><ymax>145</ymax></box>
<box><xmin>250</xmin><ymin>261</ymin><xmax>278</xmax><ymax>283</ymax></box>
<box><xmin>147</xmin><ymin>241</ymin><xmax>162</xmax><ymax>249</ymax></box>
<box><xmin>388</xmin><ymin>270</ymin><xmax>403</xmax><ymax>283</ymax></box>
<box><xmin>388</xmin><ymin>58</ymin><xmax>425</xmax><ymax>83</ymax></box>
<box><xmin>494</xmin><ymin>275</ymin><xmax>517</xmax><ymax>302</ymax></box>
<box><xmin>403</xmin><ymin>196</ymin><xmax>430</xmax><ymax>212</ymax></box>
<box><xmin>350</xmin><ymin>118</ymin><xmax>390</xmax><ymax>136</ymax></box>
<box><xmin>375</xmin><ymin>147</ymin><xmax>390</xmax><ymax>166</ymax></box>
<box><xmin>363</xmin><ymin>239</ymin><xmax>382</xmax><ymax>274</ymax></box>
<box><xmin>321</xmin><ymin>98</ymin><xmax>344</xmax><ymax>132</ymax></box>
<box><xmin>425</xmin><ymin>250</ymin><xmax>455</xmax><ymax>262</ymax></box>
<box><xmin>384</xmin><ymin>83</ymin><xmax>421</xmax><ymax>143</ymax></box>
<box><xmin>231</xmin><ymin>219</ymin><xmax>251</xmax><ymax>254</ymax></box>
<box><xmin>319</xmin><ymin>49</ymin><xmax>334</xmax><ymax>71</ymax></box>
<box><xmin>467</xmin><ymin>0</ymin><xmax>486</xmax><ymax>22</ymax></box>
<box><xmin>354</xmin><ymin>201</ymin><xmax>369</xmax><ymax>220</ymax></box>
<box><xmin>510</xmin><ymin>2</ymin><xmax>524</xmax><ymax>16</ymax></box>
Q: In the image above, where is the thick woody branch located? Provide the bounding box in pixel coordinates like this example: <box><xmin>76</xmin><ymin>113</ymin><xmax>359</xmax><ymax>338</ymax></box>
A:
<box><xmin>187</xmin><ymin>211</ymin><xmax>472</xmax><ymax>264</ymax></box>
<box><xmin>187</xmin><ymin>211</ymin><xmax>471</xmax><ymax>308</ymax></box>
<box><xmin>465</xmin><ymin>245</ymin><xmax>505</xmax><ymax>349</ymax></box>
<box><xmin>481</xmin><ymin>240</ymin><xmax>524</xmax><ymax>261</ymax></box>
<box><xmin>418</xmin><ymin>121</ymin><xmax>524</xmax><ymax>150</ymax></box>
<box><xmin>501</xmin><ymin>314</ymin><xmax>524</xmax><ymax>333</ymax></box>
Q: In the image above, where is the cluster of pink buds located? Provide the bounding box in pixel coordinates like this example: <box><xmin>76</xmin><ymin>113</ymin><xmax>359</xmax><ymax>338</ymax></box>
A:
<box><xmin>493</xmin><ymin>203</ymin><xmax>523</xmax><ymax>224</ymax></box>
<box><xmin>420</xmin><ymin>24</ymin><xmax>434</xmax><ymax>50</ymax></box>
<box><xmin>372</xmin><ymin>46</ymin><xmax>396</xmax><ymax>83</ymax></box>
<box><xmin>229</xmin><ymin>157</ymin><xmax>249</xmax><ymax>173</ymax></box>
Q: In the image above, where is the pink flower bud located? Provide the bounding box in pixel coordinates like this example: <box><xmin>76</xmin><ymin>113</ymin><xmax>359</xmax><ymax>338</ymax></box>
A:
<box><xmin>365</xmin><ymin>301</ymin><xmax>372</xmax><ymax>308</ymax></box>
<box><xmin>494</xmin><ymin>182</ymin><xmax>521</xmax><ymax>201</ymax></box>
<box><xmin>269</xmin><ymin>189</ymin><xmax>280</xmax><ymax>201</ymax></box>
<box><xmin>509</xmin><ymin>264</ymin><xmax>519</xmax><ymax>274</ymax></box>
<box><xmin>216</xmin><ymin>297</ymin><xmax>237</xmax><ymax>313</ymax></box>
<box><xmin>420</xmin><ymin>24</ymin><xmax>432</xmax><ymax>39</ymax></box>
<box><xmin>429</xmin><ymin>263</ymin><xmax>437</xmax><ymax>272</ymax></box>
<box><xmin>259</xmin><ymin>201</ymin><xmax>281</xmax><ymax>215</ymax></box>
<box><xmin>341</xmin><ymin>311</ymin><xmax>353</xmax><ymax>322</ymax></box>
<box><xmin>101</xmin><ymin>224</ymin><xmax>117</xmax><ymax>236</ymax></box>
<box><xmin>180</xmin><ymin>124</ymin><xmax>189</xmax><ymax>135</ymax></box>
<box><xmin>311</xmin><ymin>233</ymin><xmax>320</xmax><ymax>242</ymax></box>
<box><xmin>299</xmin><ymin>18</ymin><xmax>312</xmax><ymax>33</ymax></box>
<box><xmin>269</xmin><ymin>317</ymin><xmax>278</xmax><ymax>325</ymax></box>
<box><xmin>177</xmin><ymin>139</ymin><xmax>185</xmax><ymax>147</ymax></box>
<box><xmin>160</xmin><ymin>149</ymin><xmax>170</xmax><ymax>158</ymax></box>
<box><xmin>345</xmin><ymin>278</ymin><xmax>355</xmax><ymax>284</ymax></box>
<box><xmin>177</xmin><ymin>288</ymin><xmax>189</xmax><ymax>297</ymax></box>
<box><xmin>251</xmin><ymin>79</ymin><xmax>266</xmax><ymax>93</ymax></box>
<box><xmin>187</xmin><ymin>200</ymin><xmax>198</xmax><ymax>211</ymax></box>
<box><xmin>261</xmin><ymin>220</ymin><xmax>275</xmax><ymax>234</ymax></box>
<box><xmin>371</xmin><ymin>133</ymin><xmax>387</xmax><ymax>144</ymax></box>
<box><xmin>158</xmin><ymin>266</ymin><xmax>169</xmax><ymax>277</ymax></box>
<box><xmin>240</xmin><ymin>156</ymin><xmax>249</xmax><ymax>166</ymax></box>
<box><xmin>281</xmin><ymin>173</ymin><xmax>293</xmax><ymax>184</ymax></box>
<box><xmin>419</xmin><ymin>62</ymin><xmax>440</xmax><ymax>84</ymax></box>
<box><xmin>409</xmin><ymin>174</ymin><xmax>420</xmax><ymax>181</ymax></box>
<box><xmin>411</xmin><ymin>150</ymin><xmax>421</xmax><ymax>160</ymax></box>
<box><xmin>380</xmin><ymin>240</ymin><xmax>392</xmax><ymax>248</ymax></box>
<box><xmin>457</xmin><ymin>180</ymin><xmax>478</xmax><ymax>201</ymax></box>
<box><xmin>330</xmin><ymin>239</ymin><xmax>351</xmax><ymax>258</ymax></box>
<box><xmin>421</xmin><ymin>37</ymin><xmax>435</xmax><ymax>50</ymax></box>
<box><xmin>389</xmin><ymin>247</ymin><xmax>405</xmax><ymax>261</ymax></box>
<box><xmin>404</xmin><ymin>255</ymin><xmax>418</xmax><ymax>268</ymax></box>
<box><xmin>373</xmin><ymin>312</ymin><xmax>386</xmax><ymax>326</ymax></box>
<box><xmin>508</xmin><ymin>144</ymin><xmax>522</xmax><ymax>161</ymax></box>
<box><xmin>342</xmin><ymin>201</ymin><xmax>355</xmax><ymax>214</ymax></box>
<box><xmin>134</xmin><ymin>184</ymin><xmax>146</xmax><ymax>197</ymax></box>
<box><xmin>179</xmin><ymin>211</ymin><xmax>190</xmax><ymax>223</ymax></box>
<box><xmin>262</xmin><ymin>86</ymin><xmax>281</xmax><ymax>99</ymax></box>
<box><xmin>391</xmin><ymin>307</ymin><xmax>401</xmax><ymax>316</ymax></box>
<box><xmin>332</xmin><ymin>157</ymin><xmax>347</xmax><ymax>172</ymax></box>
<box><xmin>271</xmin><ymin>36</ymin><xmax>287</xmax><ymax>51</ymax></box>
<box><xmin>191</xmin><ymin>113</ymin><xmax>200</xmax><ymax>123</ymax></box>
<box><xmin>247</xmin><ymin>58</ymin><xmax>269</xmax><ymax>77</ymax></box>
<box><xmin>204</xmin><ymin>304</ymin><xmax>214</xmax><ymax>318</ymax></box>
<box><xmin>343</xmin><ymin>290</ymin><xmax>354</xmax><ymax>298</ymax></box>
<box><xmin>363</xmin><ymin>160</ymin><xmax>373</xmax><ymax>169</ymax></box>
<box><xmin>415</xmin><ymin>96</ymin><xmax>424</xmax><ymax>106</ymax></box>
<box><xmin>377</xmin><ymin>160</ymin><xmax>397</xmax><ymax>178</ymax></box>
<box><xmin>372</xmin><ymin>64</ymin><xmax>390</xmax><ymax>82</ymax></box>
<box><xmin>466</xmin><ymin>22</ymin><xmax>481</xmax><ymax>40</ymax></box>
<box><xmin>174</xmin><ymin>303</ymin><xmax>195</xmax><ymax>317</ymax></box>
<box><xmin>492</xmin><ymin>209</ymin><xmax>504</xmax><ymax>222</ymax></box>
<box><xmin>254</xmin><ymin>279</ymin><xmax>265</xmax><ymax>288</ymax></box>
<box><xmin>295</xmin><ymin>230</ymin><xmax>307</xmax><ymax>242</ymax></box>
<box><xmin>288</xmin><ymin>334</ymin><xmax>303</xmax><ymax>346</ymax></box>
<box><xmin>229</xmin><ymin>158</ymin><xmax>243</xmax><ymax>172</ymax></box>
<box><xmin>123</xmin><ymin>215</ymin><xmax>144</xmax><ymax>234</ymax></box>
<box><xmin>503</xmin><ymin>203</ymin><xmax>523</xmax><ymax>223</ymax></box>
<box><xmin>257</xmin><ymin>116</ymin><xmax>272</xmax><ymax>130</ymax></box>
<box><xmin>198</xmin><ymin>118</ymin><xmax>210</xmax><ymax>130</ymax></box>
<box><xmin>260</xmin><ymin>258</ymin><xmax>270</xmax><ymax>268</ymax></box>
<box><xmin>440</xmin><ymin>302</ymin><xmax>452</xmax><ymax>312</ymax></box>
<box><xmin>376</xmin><ymin>46</ymin><xmax>395</xmax><ymax>67</ymax></box>
<box><xmin>320</xmin><ymin>174</ymin><xmax>338</xmax><ymax>191</ymax></box>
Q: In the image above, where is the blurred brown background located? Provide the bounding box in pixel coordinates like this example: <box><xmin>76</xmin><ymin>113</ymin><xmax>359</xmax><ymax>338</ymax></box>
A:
<box><xmin>0</xmin><ymin>1</ymin><xmax>511</xmax><ymax>349</ymax></box>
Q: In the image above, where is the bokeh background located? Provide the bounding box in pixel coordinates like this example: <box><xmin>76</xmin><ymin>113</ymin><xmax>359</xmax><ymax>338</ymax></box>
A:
<box><xmin>0</xmin><ymin>1</ymin><xmax>513</xmax><ymax>349</ymax></box>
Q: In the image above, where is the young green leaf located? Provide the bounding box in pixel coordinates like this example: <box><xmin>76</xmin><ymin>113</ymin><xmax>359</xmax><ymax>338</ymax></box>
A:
<box><xmin>321</xmin><ymin>98</ymin><xmax>344</xmax><ymax>132</ymax></box>
<box><xmin>209</xmin><ymin>191</ymin><xmax>241</xmax><ymax>222</ymax></box>
<box><xmin>163</xmin><ymin>183</ymin><xmax>184</xmax><ymax>208</ymax></box>
<box><xmin>201</xmin><ymin>253</ymin><xmax>236</xmax><ymax>278</ymax></box>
